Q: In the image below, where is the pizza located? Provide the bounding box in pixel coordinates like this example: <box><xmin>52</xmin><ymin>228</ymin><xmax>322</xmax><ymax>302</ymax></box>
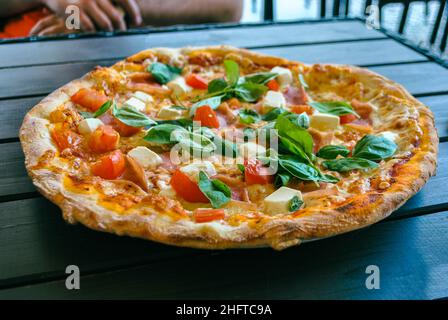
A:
<box><xmin>20</xmin><ymin>46</ymin><xmax>438</xmax><ymax>250</ymax></box>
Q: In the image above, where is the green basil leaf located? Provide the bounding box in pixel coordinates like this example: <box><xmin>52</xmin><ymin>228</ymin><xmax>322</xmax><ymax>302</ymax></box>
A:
<box><xmin>317</xmin><ymin>145</ymin><xmax>350</xmax><ymax>159</ymax></box>
<box><xmin>207</xmin><ymin>78</ymin><xmax>228</xmax><ymax>94</ymax></box>
<box><xmin>93</xmin><ymin>100</ymin><xmax>113</xmax><ymax>118</ymax></box>
<box><xmin>156</xmin><ymin>118</ymin><xmax>193</xmax><ymax>129</ymax></box>
<box><xmin>318</xmin><ymin>173</ymin><xmax>340</xmax><ymax>183</ymax></box>
<box><xmin>144</xmin><ymin>124</ymin><xmax>187</xmax><ymax>144</ymax></box>
<box><xmin>189</xmin><ymin>95</ymin><xmax>223</xmax><ymax>117</ymax></box>
<box><xmin>224</xmin><ymin>60</ymin><xmax>240</xmax><ymax>86</ymax></box>
<box><xmin>279</xmin><ymin>159</ymin><xmax>320</xmax><ymax>182</ymax></box>
<box><xmin>243</xmin><ymin>72</ymin><xmax>277</xmax><ymax>85</ymax></box>
<box><xmin>275</xmin><ymin>113</ymin><xmax>314</xmax><ymax>157</ymax></box>
<box><xmin>198</xmin><ymin>171</ymin><xmax>231</xmax><ymax>208</ymax></box>
<box><xmin>322</xmin><ymin>157</ymin><xmax>379</xmax><ymax>172</ymax></box>
<box><xmin>297</xmin><ymin>112</ymin><xmax>310</xmax><ymax>129</ymax></box>
<box><xmin>274</xmin><ymin>172</ymin><xmax>291</xmax><ymax>188</ymax></box>
<box><xmin>308</xmin><ymin>101</ymin><xmax>358</xmax><ymax>116</ymax></box>
<box><xmin>262</xmin><ymin>107</ymin><xmax>286</xmax><ymax>121</ymax></box>
<box><xmin>80</xmin><ymin>111</ymin><xmax>93</xmax><ymax>118</ymax></box>
<box><xmin>234</xmin><ymin>82</ymin><xmax>268</xmax><ymax>102</ymax></box>
<box><xmin>288</xmin><ymin>195</ymin><xmax>304</xmax><ymax>212</ymax></box>
<box><xmin>170</xmin><ymin>105</ymin><xmax>187</xmax><ymax>110</ymax></box>
<box><xmin>147</xmin><ymin>62</ymin><xmax>182</xmax><ymax>84</ymax></box>
<box><xmin>298</xmin><ymin>74</ymin><xmax>309</xmax><ymax>89</ymax></box>
<box><xmin>237</xmin><ymin>164</ymin><xmax>245</xmax><ymax>174</ymax></box>
<box><xmin>352</xmin><ymin>134</ymin><xmax>397</xmax><ymax>161</ymax></box>
<box><xmin>239</xmin><ymin>109</ymin><xmax>261</xmax><ymax>125</ymax></box>
<box><xmin>177</xmin><ymin>132</ymin><xmax>216</xmax><ymax>156</ymax></box>
<box><xmin>112</xmin><ymin>105</ymin><xmax>156</xmax><ymax>127</ymax></box>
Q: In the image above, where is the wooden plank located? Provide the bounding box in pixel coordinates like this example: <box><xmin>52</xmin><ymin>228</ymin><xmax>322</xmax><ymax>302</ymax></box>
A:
<box><xmin>1</xmin><ymin>210</ymin><xmax>447</xmax><ymax>299</ymax></box>
<box><xmin>420</xmin><ymin>95</ymin><xmax>448</xmax><ymax>141</ymax></box>
<box><xmin>0</xmin><ymin>142</ymin><xmax>446</xmax><ymax>285</ymax></box>
<box><xmin>257</xmin><ymin>39</ymin><xmax>427</xmax><ymax>66</ymax></box>
<box><xmin>0</xmin><ymin>21</ymin><xmax>386</xmax><ymax>68</ymax></box>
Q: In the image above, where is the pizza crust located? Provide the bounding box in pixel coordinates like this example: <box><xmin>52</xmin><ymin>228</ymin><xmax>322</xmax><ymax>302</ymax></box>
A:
<box><xmin>20</xmin><ymin>46</ymin><xmax>438</xmax><ymax>250</ymax></box>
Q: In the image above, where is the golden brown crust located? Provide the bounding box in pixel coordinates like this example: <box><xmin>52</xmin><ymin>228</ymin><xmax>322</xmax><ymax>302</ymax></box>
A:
<box><xmin>20</xmin><ymin>45</ymin><xmax>438</xmax><ymax>250</ymax></box>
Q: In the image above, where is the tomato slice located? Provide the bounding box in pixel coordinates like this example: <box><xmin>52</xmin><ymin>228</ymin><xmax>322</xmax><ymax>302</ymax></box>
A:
<box><xmin>266</xmin><ymin>79</ymin><xmax>280</xmax><ymax>91</ymax></box>
<box><xmin>186</xmin><ymin>73</ymin><xmax>208</xmax><ymax>90</ymax></box>
<box><xmin>88</xmin><ymin>125</ymin><xmax>120</xmax><ymax>153</ymax></box>
<box><xmin>51</xmin><ymin>123</ymin><xmax>81</xmax><ymax>151</ymax></box>
<box><xmin>193</xmin><ymin>209</ymin><xmax>225</xmax><ymax>223</ymax></box>
<box><xmin>71</xmin><ymin>88</ymin><xmax>108</xmax><ymax>112</ymax></box>
<box><xmin>290</xmin><ymin>105</ymin><xmax>313</xmax><ymax>115</ymax></box>
<box><xmin>193</xmin><ymin>105</ymin><xmax>220</xmax><ymax>128</ymax></box>
<box><xmin>340</xmin><ymin>114</ymin><xmax>358</xmax><ymax>124</ymax></box>
<box><xmin>170</xmin><ymin>169</ymin><xmax>208</xmax><ymax>203</ymax></box>
<box><xmin>91</xmin><ymin>150</ymin><xmax>125</xmax><ymax>179</ymax></box>
<box><xmin>244</xmin><ymin>159</ymin><xmax>273</xmax><ymax>185</ymax></box>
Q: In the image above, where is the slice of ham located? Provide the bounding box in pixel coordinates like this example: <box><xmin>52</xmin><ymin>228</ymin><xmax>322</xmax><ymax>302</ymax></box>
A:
<box><xmin>351</xmin><ymin>99</ymin><xmax>375</xmax><ymax>119</ymax></box>
<box><xmin>159</xmin><ymin>152</ymin><xmax>177</xmax><ymax>171</ymax></box>
<box><xmin>283</xmin><ymin>86</ymin><xmax>308</xmax><ymax>105</ymax></box>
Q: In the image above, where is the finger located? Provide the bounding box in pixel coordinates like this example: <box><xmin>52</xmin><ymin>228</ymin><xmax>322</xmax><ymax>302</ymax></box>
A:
<box><xmin>85</xmin><ymin>2</ymin><xmax>113</xmax><ymax>31</ymax></box>
<box><xmin>38</xmin><ymin>24</ymin><xmax>68</xmax><ymax>36</ymax></box>
<box><xmin>80</xmin><ymin>12</ymin><xmax>96</xmax><ymax>32</ymax></box>
<box><xmin>97</xmin><ymin>0</ymin><xmax>126</xmax><ymax>31</ymax></box>
<box><xmin>29</xmin><ymin>15</ymin><xmax>60</xmax><ymax>36</ymax></box>
<box><xmin>119</xmin><ymin>0</ymin><xmax>142</xmax><ymax>27</ymax></box>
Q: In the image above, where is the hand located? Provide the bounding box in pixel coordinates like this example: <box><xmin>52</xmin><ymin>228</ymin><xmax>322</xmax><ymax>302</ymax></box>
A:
<box><xmin>29</xmin><ymin>14</ymin><xmax>70</xmax><ymax>36</ymax></box>
<box><xmin>41</xmin><ymin>0</ymin><xmax>142</xmax><ymax>32</ymax></box>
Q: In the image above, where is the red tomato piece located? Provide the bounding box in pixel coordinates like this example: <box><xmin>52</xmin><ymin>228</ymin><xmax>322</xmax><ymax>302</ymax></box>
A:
<box><xmin>266</xmin><ymin>79</ymin><xmax>280</xmax><ymax>91</ymax></box>
<box><xmin>340</xmin><ymin>114</ymin><xmax>358</xmax><ymax>124</ymax></box>
<box><xmin>244</xmin><ymin>159</ymin><xmax>274</xmax><ymax>185</ymax></box>
<box><xmin>91</xmin><ymin>150</ymin><xmax>125</xmax><ymax>179</ymax></box>
<box><xmin>193</xmin><ymin>209</ymin><xmax>225</xmax><ymax>223</ymax></box>
<box><xmin>186</xmin><ymin>73</ymin><xmax>208</xmax><ymax>90</ymax></box>
<box><xmin>193</xmin><ymin>105</ymin><xmax>220</xmax><ymax>128</ymax></box>
<box><xmin>71</xmin><ymin>88</ymin><xmax>109</xmax><ymax>112</ymax></box>
<box><xmin>88</xmin><ymin>125</ymin><xmax>120</xmax><ymax>153</ymax></box>
<box><xmin>170</xmin><ymin>169</ymin><xmax>209</xmax><ymax>203</ymax></box>
<box><xmin>51</xmin><ymin>123</ymin><xmax>81</xmax><ymax>151</ymax></box>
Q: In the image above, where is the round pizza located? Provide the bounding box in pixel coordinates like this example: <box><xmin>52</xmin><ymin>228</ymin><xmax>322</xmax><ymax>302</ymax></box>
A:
<box><xmin>20</xmin><ymin>46</ymin><xmax>438</xmax><ymax>250</ymax></box>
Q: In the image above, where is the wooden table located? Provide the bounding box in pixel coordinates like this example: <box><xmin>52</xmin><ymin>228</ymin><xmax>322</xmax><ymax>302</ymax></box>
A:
<box><xmin>0</xmin><ymin>18</ymin><xmax>447</xmax><ymax>300</ymax></box>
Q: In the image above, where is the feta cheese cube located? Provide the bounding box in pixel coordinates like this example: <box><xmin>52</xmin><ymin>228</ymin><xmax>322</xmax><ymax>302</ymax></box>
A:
<box><xmin>124</xmin><ymin>97</ymin><xmax>146</xmax><ymax>112</ymax></box>
<box><xmin>310</xmin><ymin>113</ymin><xmax>340</xmax><ymax>131</ymax></box>
<box><xmin>271</xmin><ymin>66</ymin><xmax>293</xmax><ymax>87</ymax></box>
<box><xmin>127</xmin><ymin>146</ymin><xmax>162</xmax><ymax>169</ymax></box>
<box><xmin>132</xmin><ymin>91</ymin><xmax>154</xmax><ymax>103</ymax></box>
<box><xmin>263</xmin><ymin>187</ymin><xmax>303</xmax><ymax>215</ymax></box>
<box><xmin>239</xmin><ymin>142</ymin><xmax>266</xmax><ymax>159</ymax></box>
<box><xmin>77</xmin><ymin>118</ymin><xmax>103</xmax><ymax>135</ymax></box>
<box><xmin>157</xmin><ymin>106</ymin><xmax>186</xmax><ymax>120</ymax></box>
<box><xmin>167</xmin><ymin>77</ymin><xmax>192</xmax><ymax>96</ymax></box>
<box><xmin>180</xmin><ymin>161</ymin><xmax>217</xmax><ymax>182</ymax></box>
<box><xmin>263</xmin><ymin>90</ymin><xmax>286</xmax><ymax>112</ymax></box>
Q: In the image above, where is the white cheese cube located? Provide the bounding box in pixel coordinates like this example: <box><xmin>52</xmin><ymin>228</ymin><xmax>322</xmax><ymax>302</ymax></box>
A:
<box><xmin>239</xmin><ymin>142</ymin><xmax>266</xmax><ymax>159</ymax></box>
<box><xmin>263</xmin><ymin>90</ymin><xmax>286</xmax><ymax>112</ymax></box>
<box><xmin>167</xmin><ymin>77</ymin><xmax>192</xmax><ymax>96</ymax></box>
<box><xmin>180</xmin><ymin>161</ymin><xmax>217</xmax><ymax>182</ymax></box>
<box><xmin>310</xmin><ymin>113</ymin><xmax>340</xmax><ymax>131</ymax></box>
<box><xmin>157</xmin><ymin>106</ymin><xmax>186</xmax><ymax>120</ymax></box>
<box><xmin>271</xmin><ymin>66</ymin><xmax>293</xmax><ymax>87</ymax></box>
<box><xmin>127</xmin><ymin>146</ymin><xmax>162</xmax><ymax>169</ymax></box>
<box><xmin>132</xmin><ymin>91</ymin><xmax>154</xmax><ymax>103</ymax></box>
<box><xmin>263</xmin><ymin>187</ymin><xmax>303</xmax><ymax>215</ymax></box>
<box><xmin>78</xmin><ymin>118</ymin><xmax>103</xmax><ymax>135</ymax></box>
<box><xmin>124</xmin><ymin>97</ymin><xmax>146</xmax><ymax>112</ymax></box>
<box><xmin>378</xmin><ymin>131</ymin><xmax>398</xmax><ymax>143</ymax></box>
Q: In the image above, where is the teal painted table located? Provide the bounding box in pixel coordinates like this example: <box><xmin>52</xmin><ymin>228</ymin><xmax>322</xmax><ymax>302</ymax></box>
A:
<box><xmin>0</xmin><ymin>18</ymin><xmax>447</xmax><ymax>299</ymax></box>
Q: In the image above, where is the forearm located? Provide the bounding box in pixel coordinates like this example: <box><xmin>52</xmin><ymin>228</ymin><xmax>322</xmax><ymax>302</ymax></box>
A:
<box><xmin>0</xmin><ymin>0</ymin><xmax>43</xmax><ymax>18</ymax></box>
<box><xmin>137</xmin><ymin>0</ymin><xmax>242</xmax><ymax>26</ymax></box>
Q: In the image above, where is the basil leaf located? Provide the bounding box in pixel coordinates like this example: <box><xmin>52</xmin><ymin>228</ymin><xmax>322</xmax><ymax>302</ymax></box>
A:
<box><xmin>279</xmin><ymin>159</ymin><xmax>320</xmax><ymax>182</ymax></box>
<box><xmin>112</xmin><ymin>105</ymin><xmax>156</xmax><ymax>127</ymax></box>
<box><xmin>156</xmin><ymin>118</ymin><xmax>193</xmax><ymax>129</ymax></box>
<box><xmin>352</xmin><ymin>134</ymin><xmax>397</xmax><ymax>161</ymax></box>
<box><xmin>289</xmin><ymin>195</ymin><xmax>304</xmax><ymax>212</ymax></box>
<box><xmin>317</xmin><ymin>145</ymin><xmax>350</xmax><ymax>160</ymax></box>
<box><xmin>297</xmin><ymin>113</ymin><xmax>310</xmax><ymax>129</ymax></box>
<box><xmin>318</xmin><ymin>173</ymin><xmax>340</xmax><ymax>183</ymax></box>
<box><xmin>262</xmin><ymin>107</ymin><xmax>286</xmax><ymax>121</ymax></box>
<box><xmin>239</xmin><ymin>109</ymin><xmax>261</xmax><ymax>125</ymax></box>
<box><xmin>243</xmin><ymin>72</ymin><xmax>277</xmax><ymax>85</ymax></box>
<box><xmin>308</xmin><ymin>101</ymin><xmax>358</xmax><ymax>116</ymax></box>
<box><xmin>298</xmin><ymin>74</ymin><xmax>309</xmax><ymax>89</ymax></box>
<box><xmin>322</xmin><ymin>157</ymin><xmax>379</xmax><ymax>172</ymax></box>
<box><xmin>189</xmin><ymin>95</ymin><xmax>223</xmax><ymax>117</ymax></box>
<box><xmin>147</xmin><ymin>62</ymin><xmax>182</xmax><ymax>84</ymax></box>
<box><xmin>224</xmin><ymin>60</ymin><xmax>240</xmax><ymax>86</ymax></box>
<box><xmin>144</xmin><ymin>124</ymin><xmax>187</xmax><ymax>144</ymax></box>
<box><xmin>198</xmin><ymin>171</ymin><xmax>231</xmax><ymax>208</ymax></box>
<box><xmin>275</xmin><ymin>113</ymin><xmax>314</xmax><ymax>157</ymax></box>
<box><xmin>93</xmin><ymin>100</ymin><xmax>113</xmax><ymax>118</ymax></box>
<box><xmin>177</xmin><ymin>132</ymin><xmax>216</xmax><ymax>156</ymax></box>
<box><xmin>207</xmin><ymin>78</ymin><xmax>228</xmax><ymax>94</ymax></box>
<box><xmin>274</xmin><ymin>172</ymin><xmax>291</xmax><ymax>188</ymax></box>
<box><xmin>237</xmin><ymin>164</ymin><xmax>245</xmax><ymax>174</ymax></box>
<box><xmin>234</xmin><ymin>82</ymin><xmax>268</xmax><ymax>102</ymax></box>
<box><xmin>80</xmin><ymin>111</ymin><xmax>93</xmax><ymax>118</ymax></box>
<box><xmin>171</xmin><ymin>105</ymin><xmax>187</xmax><ymax>110</ymax></box>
